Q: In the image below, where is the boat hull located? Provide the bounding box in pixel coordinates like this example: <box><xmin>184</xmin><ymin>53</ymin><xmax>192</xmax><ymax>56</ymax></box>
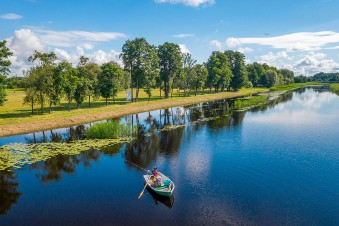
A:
<box><xmin>143</xmin><ymin>172</ymin><xmax>175</xmax><ymax>197</ymax></box>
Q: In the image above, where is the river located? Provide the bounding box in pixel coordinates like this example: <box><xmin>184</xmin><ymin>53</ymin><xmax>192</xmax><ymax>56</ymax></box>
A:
<box><xmin>0</xmin><ymin>87</ymin><xmax>338</xmax><ymax>225</ymax></box>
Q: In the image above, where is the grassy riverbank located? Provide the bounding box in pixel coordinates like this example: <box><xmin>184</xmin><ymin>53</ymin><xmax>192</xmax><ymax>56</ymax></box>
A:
<box><xmin>269</xmin><ymin>82</ymin><xmax>318</xmax><ymax>91</ymax></box>
<box><xmin>0</xmin><ymin>87</ymin><xmax>267</xmax><ymax>137</ymax></box>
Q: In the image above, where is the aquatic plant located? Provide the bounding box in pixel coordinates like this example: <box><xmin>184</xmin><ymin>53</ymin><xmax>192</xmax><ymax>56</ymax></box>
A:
<box><xmin>0</xmin><ymin>138</ymin><xmax>133</xmax><ymax>171</ymax></box>
<box><xmin>85</xmin><ymin>121</ymin><xmax>136</xmax><ymax>139</ymax></box>
<box><xmin>233</xmin><ymin>95</ymin><xmax>267</xmax><ymax>110</ymax></box>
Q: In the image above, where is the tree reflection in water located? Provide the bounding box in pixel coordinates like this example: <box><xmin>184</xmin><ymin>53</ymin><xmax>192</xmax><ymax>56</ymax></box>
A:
<box><xmin>0</xmin><ymin>170</ymin><xmax>21</xmax><ymax>215</ymax></box>
<box><xmin>30</xmin><ymin>144</ymin><xmax>123</xmax><ymax>184</ymax></box>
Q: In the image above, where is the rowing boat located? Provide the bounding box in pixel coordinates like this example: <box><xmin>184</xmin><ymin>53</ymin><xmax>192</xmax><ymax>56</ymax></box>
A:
<box><xmin>143</xmin><ymin>172</ymin><xmax>175</xmax><ymax>197</ymax></box>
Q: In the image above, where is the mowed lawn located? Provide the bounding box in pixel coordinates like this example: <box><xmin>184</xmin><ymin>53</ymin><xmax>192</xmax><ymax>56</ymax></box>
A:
<box><xmin>0</xmin><ymin>87</ymin><xmax>267</xmax><ymax>136</ymax></box>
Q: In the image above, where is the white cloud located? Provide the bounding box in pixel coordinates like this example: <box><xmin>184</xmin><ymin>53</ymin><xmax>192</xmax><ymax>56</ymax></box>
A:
<box><xmin>238</xmin><ymin>47</ymin><xmax>253</xmax><ymax>54</ymax></box>
<box><xmin>5</xmin><ymin>28</ymin><xmax>125</xmax><ymax>76</ymax></box>
<box><xmin>0</xmin><ymin>13</ymin><xmax>23</xmax><ymax>20</ymax></box>
<box><xmin>260</xmin><ymin>51</ymin><xmax>290</xmax><ymax>63</ymax></box>
<box><xmin>179</xmin><ymin>44</ymin><xmax>190</xmax><ymax>53</ymax></box>
<box><xmin>226</xmin><ymin>31</ymin><xmax>339</xmax><ymax>52</ymax></box>
<box><xmin>173</xmin><ymin>33</ymin><xmax>195</xmax><ymax>38</ymax></box>
<box><xmin>210</xmin><ymin>40</ymin><xmax>223</xmax><ymax>50</ymax></box>
<box><xmin>154</xmin><ymin>0</ymin><xmax>215</xmax><ymax>7</ymax></box>
<box><xmin>226</xmin><ymin>37</ymin><xmax>241</xmax><ymax>48</ymax></box>
<box><xmin>30</xmin><ymin>27</ymin><xmax>126</xmax><ymax>47</ymax></box>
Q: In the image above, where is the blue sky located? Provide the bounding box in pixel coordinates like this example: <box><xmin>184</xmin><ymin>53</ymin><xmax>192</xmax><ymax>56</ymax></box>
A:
<box><xmin>1</xmin><ymin>0</ymin><xmax>339</xmax><ymax>76</ymax></box>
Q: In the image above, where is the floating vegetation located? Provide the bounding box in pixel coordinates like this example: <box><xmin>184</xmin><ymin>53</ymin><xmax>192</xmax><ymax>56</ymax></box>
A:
<box><xmin>0</xmin><ymin>137</ymin><xmax>134</xmax><ymax>171</ymax></box>
<box><xmin>85</xmin><ymin>121</ymin><xmax>136</xmax><ymax>139</ymax></box>
<box><xmin>233</xmin><ymin>95</ymin><xmax>268</xmax><ymax>111</ymax></box>
<box><xmin>157</xmin><ymin>124</ymin><xmax>186</xmax><ymax>132</ymax></box>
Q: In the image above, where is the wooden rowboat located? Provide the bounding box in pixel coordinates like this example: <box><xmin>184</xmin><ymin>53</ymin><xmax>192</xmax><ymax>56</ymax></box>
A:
<box><xmin>143</xmin><ymin>172</ymin><xmax>175</xmax><ymax>197</ymax></box>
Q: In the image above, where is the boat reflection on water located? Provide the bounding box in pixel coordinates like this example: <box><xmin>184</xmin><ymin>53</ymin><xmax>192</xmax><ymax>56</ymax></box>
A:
<box><xmin>146</xmin><ymin>187</ymin><xmax>175</xmax><ymax>209</ymax></box>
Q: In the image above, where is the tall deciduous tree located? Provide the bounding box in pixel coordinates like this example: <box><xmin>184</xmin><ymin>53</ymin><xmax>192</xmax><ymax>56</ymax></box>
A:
<box><xmin>98</xmin><ymin>61</ymin><xmax>123</xmax><ymax>105</ymax></box>
<box><xmin>158</xmin><ymin>42</ymin><xmax>182</xmax><ymax>98</ymax></box>
<box><xmin>191</xmin><ymin>64</ymin><xmax>208</xmax><ymax>96</ymax></box>
<box><xmin>0</xmin><ymin>40</ymin><xmax>13</xmax><ymax>106</ymax></box>
<box><xmin>182</xmin><ymin>53</ymin><xmax>197</xmax><ymax>97</ymax></box>
<box><xmin>27</xmin><ymin>51</ymin><xmax>57</xmax><ymax>114</ymax></box>
<box><xmin>121</xmin><ymin>38</ymin><xmax>159</xmax><ymax>102</ymax></box>
<box><xmin>225</xmin><ymin>50</ymin><xmax>247</xmax><ymax>91</ymax></box>
<box><xmin>205</xmin><ymin>51</ymin><xmax>232</xmax><ymax>93</ymax></box>
<box><xmin>62</xmin><ymin>62</ymin><xmax>78</xmax><ymax>111</ymax></box>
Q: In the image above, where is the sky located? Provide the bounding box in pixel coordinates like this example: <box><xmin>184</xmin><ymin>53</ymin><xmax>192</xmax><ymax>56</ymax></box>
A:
<box><xmin>1</xmin><ymin>0</ymin><xmax>339</xmax><ymax>76</ymax></box>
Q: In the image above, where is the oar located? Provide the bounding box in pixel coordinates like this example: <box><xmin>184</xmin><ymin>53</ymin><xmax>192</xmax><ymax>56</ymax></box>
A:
<box><xmin>138</xmin><ymin>182</ymin><xmax>148</xmax><ymax>199</ymax></box>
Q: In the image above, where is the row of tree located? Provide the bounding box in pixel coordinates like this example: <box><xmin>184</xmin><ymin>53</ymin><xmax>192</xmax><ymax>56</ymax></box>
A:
<box><xmin>0</xmin><ymin>38</ymin><xmax>297</xmax><ymax>112</ymax></box>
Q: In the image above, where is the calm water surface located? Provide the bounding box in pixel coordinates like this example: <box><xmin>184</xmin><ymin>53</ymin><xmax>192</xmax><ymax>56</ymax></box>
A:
<box><xmin>0</xmin><ymin>88</ymin><xmax>338</xmax><ymax>225</ymax></box>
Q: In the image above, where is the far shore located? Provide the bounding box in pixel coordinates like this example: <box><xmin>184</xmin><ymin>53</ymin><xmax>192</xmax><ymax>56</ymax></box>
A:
<box><xmin>0</xmin><ymin>88</ymin><xmax>267</xmax><ymax>137</ymax></box>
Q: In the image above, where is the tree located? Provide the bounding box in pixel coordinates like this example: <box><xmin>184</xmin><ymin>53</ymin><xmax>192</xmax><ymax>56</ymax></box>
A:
<box><xmin>0</xmin><ymin>40</ymin><xmax>13</xmax><ymax>106</ymax></box>
<box><xmin>267</xmin><ymin>70</ymin><xmax>278</xmax><ymax>88</ymax></box>
<box><xmin>98</xmin><ymin>61</ymin><xmax>123</xmax><ymax>105</ymax></box>
<box><xmin>247</xmin><ymin>62</ymin><xmax>266</xmax><ymax>87</ymax></box>
<box><xmin>77</xmin><ymin>56</ymin><xmax>101</xmax><ymax>108</ymax></box>
<box><xmin>121</xmin><ymin>38</ymin><xmax>159</xmax><ymax>102</ymax></box>
<box><xmin>280</xmin><ymin>69</ymin><xmax>294</xmax><ymax>85</ymax></box>
<box><xmin>62</xmin><ymin>63</ymin><xmax>78</xmax><ymax>111</ymax></box>
<box><xmin>158</xmin><ymin>42</ymin><xmax>182</xmax><ymax>98</ymax></box>
<box><xmin>191</xmin><ymin>64</ymin><xmax>208</xmax><ymax>96</ymax></box>
<box><xmin>225</xmin><ymin>50</ymin><xmax>247</xmax><ymax>91</ymax></box>
<box><xmin>182</xmin><ymin>53</ymin><xmax>197</xmax><ymax>96</ymax></box>
<box><xmin>27</xmin><ymin>51</ymin><xmax>57</xmax><ymax>114</ymax></box>
<box><xmin>205</xmin><ymin>51</ymin><xmax>232</xmax><ymax>93</ymax></box>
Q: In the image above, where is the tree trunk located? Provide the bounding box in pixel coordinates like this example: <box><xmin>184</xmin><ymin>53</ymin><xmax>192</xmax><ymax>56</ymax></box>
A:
<box><xmin>106</xmin><ymin>97</ymin><xmax>108</xmax><ymax>106</ymax></box>
<box><xmin>160</xmin><ymin>86</ymin><xmax>162</xmax><ymax>99</ymax></box>
<box><xmin>210</xmin><ymin>86</ymin><xmax>212</xmax><ymax>94</ymax></box>
<box><xmin>130</xmin><ymin>67</ymin><xmax>133</xmax><ymax>102</ymax></box>
<box><xmin>195</xmin><ymin>85</ymin><xmax>198</xmax><ymax>96</ymax></box>
<box><xmin>31</xmin><ymin>100</ymin><xmax>34</xmax><ymax>115</ymax></box>
<box><xmin>113</xmin><ymin>96</ymin><xmax>115</xmax><ymax>104</ymax></box>
<box><xmin>68</xmin><ymin>98</ymin><xmax>71</xmax><ymax>111</ymax></box>
<box><xmin>49</xmin><ymin>101</ymin><xmax>52</xmax><ymax>114</ymax></box>
<box><xmin>77</xmin><ymin>103</ymin><xmax>80</xmax><ymax>109</ymax></box>
<box><xmin>40</xmin><ymin>94</ymin><xmax>44</xmax><ymax>115</ymax></box>
<box><xmin>136</xmin><ymin>79</ymin><xmax>139</xmax><ymax>102</ymax></box>
<box><xmin>131</xmin><ymin>87</ymin><xmax>134</xmax><ymax>103</ymax></box>
<box><xmin>171</xmin><ymin>79</ymin><xmax>174</xmax><ymax>98</ymax></box>
<box><xmin>88</xmin><ymin>95</ymin><xmax>91</xmax><ymax>108</ymax></box>
<box><xmin>164</xmin><ymin>82</ymin><xmax>168</xmax><ymax>98</ymax></box>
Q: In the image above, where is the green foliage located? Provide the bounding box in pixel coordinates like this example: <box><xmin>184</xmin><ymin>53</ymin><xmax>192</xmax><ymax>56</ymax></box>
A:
<box><xmin>191</xmin><ymin>64</ymin><xmax>208</xmax><ymax>95</ymax></box>
<box><xmin>182</xmin><ymin>53</ymin><xmax>197</xmax><ymax>96</ymax></box>
<box><xmin>233</xmin><ymin>95</ymin><xmax>267</xmax><ymax>110</ymax></box>
<box><xmin>226</xmin><ymin>50</ymin><xmax>247</xmax><ymax>91</ymax></box>
<box><xmin>269</xmin><ymin>83</ymin><xmax>307</xmax><ymax>91</ymax></box>
<box><xmin>85</xmin><ymin>121</ymin><xmax>136</xmax><ymax>139</ymax></box>
<box><xmin>158</xmin><ymin>42</ymin><xmax>182</xmax><ymax>98</ymax></box>
<box><xmin>121</xmin><ymin>38</ymin><xmax>159</xmax><ymax>101</ymax></box>
<box><xmin>205</xmin><ymin>51</ymin><xmax>232</xmax><ymax>92</ymax></box>
<box><xmin>0</xmin><ymin>138</ymin><xmax>133</xmax><ymax>171</ymax></box>
<box><xmin>329</xmin><ymin>83</ymin><xmax>339</xmax><ymax>95</ymax></box>
<box><xmin>98</xmin><ymin>61</ymin><xmax>123</xmax><ymax>105</ymax></box>
<box><xmin>0</xmin><ymin>40</ymin><xmax>13</xmax><ymax>76</ymax></box>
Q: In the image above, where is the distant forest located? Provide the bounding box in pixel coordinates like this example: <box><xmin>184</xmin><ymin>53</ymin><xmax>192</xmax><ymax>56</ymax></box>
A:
<box><xmin>295</xmin><ymin>72</ymin><xmax>339</xmax><ymax>83</ymax></box>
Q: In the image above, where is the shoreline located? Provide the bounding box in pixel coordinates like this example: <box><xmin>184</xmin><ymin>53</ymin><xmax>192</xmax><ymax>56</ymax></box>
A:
<box><xmin>0</xmin><ymin>89</ymin><xmax>267</xmax><ymax>138</ymax></box>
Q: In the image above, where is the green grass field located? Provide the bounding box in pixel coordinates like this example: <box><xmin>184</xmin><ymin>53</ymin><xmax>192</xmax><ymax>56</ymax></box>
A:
<box><xmin>0</xmin><ymin>87</ymin><xmax>267</xmax><ymax>136</ymax></box>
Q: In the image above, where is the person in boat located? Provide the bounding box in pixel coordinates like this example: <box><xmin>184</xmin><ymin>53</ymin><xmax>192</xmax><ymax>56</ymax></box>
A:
<box><xmin>149</xmin><ymin>166</ymin><xmax>161</xmax><ymax>187</ymax></box>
